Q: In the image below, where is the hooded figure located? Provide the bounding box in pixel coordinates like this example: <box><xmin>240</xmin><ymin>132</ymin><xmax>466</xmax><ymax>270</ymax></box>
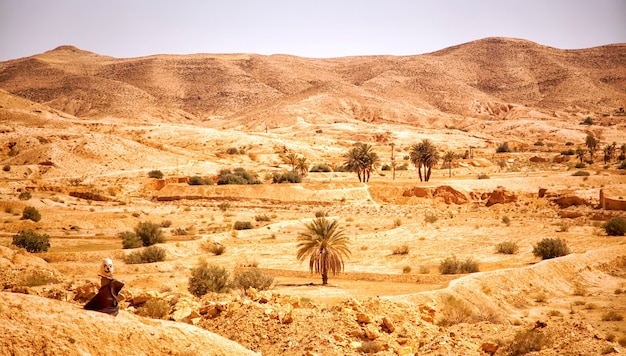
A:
<box><xmin>84</xmin><ymin>258</ymin><xmax>124</xmax><ymax>316</ymax></box>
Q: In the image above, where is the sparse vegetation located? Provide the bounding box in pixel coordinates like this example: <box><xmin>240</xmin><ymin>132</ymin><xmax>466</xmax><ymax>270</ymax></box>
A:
<box><xmin>495</xmin><ymin>241</ymin><xmax>519</xmax><ymax>254</ymax></box>
<box><xmin>602</xmin><ymin>311</ymin><xmax>623</xmax><ymax>321</ymax></box>
<box><xmin>309</xmin><ymin>164</ymin><xmax>332</xmax><ymax>172</ymax></box>
<box><xmin>477</xmin><ymin>173</ymin><xmax>490</xmax><ymax>179</ymax></box>
<box><xmin>18</xmin><ymin>270</ymin><xmax>58</xmax><ymax>286</ymax></box>
<box><xmin>188</xmin><ymin>176</ymin><xmax>212</xmax><ymax>185</ymax></box>
<box><xmin>603</xmin><ymin>217</ymin><xmax>626</xmax><ymax>236</ymax></box>
<box><xmin>402</xmin><ymin>265</ymin><xmax>411</xmax><ymax>274</ymax></box>
<box><xmin>438</xmin><ymin>255</ymin><xmax>479</xmax><ymax>274</ymax></box>
<box><xmin>22</xmin><ymin>206</ymin><xmax>42</xmax><ymax>222</ymax></box>
<box><xmin>392</xmin><ymin>244</ymin><xmax>410</xmax><ymax>255</ymax></box>
<box><xmin>572</xmin><ymin>170</ymin><xmax>590</xmax><ymax>176</ymax></box>
<box><xmin>232</xmin><ymin>268</ymin><xmax>274</xmax><ymax>294</ymax></box>
<box><xmin>119</xmin><ymin>231</ymin><xmax>143</xmax><ymax>249</ymax></box>
<box><xmin>532</xmin><ymin>238</ymin><xmax>570</xmax><ymax>260</ymax></box>
<box><xmin>134</xmin><ymin>221</ymin><xmax>165</xmax><ymax>246</ymax></box>
<box><xmin>272</xmin><ymin>171</ymin><xmax>302</xmax><ymax>183</ymax></box>
<box><xmin>217</xmin><ymin>202</ymin><xmax>230</xmax><ymax>211</ymax></box>
<box><xmin>233</xmin><ymin>221</ymin><xmax>253</xmax><ymax>230</ymax></box>
<box><xmin>501</xmin><ymin>216</ymin><xmax>511</xmax><ymax>226</ymax></box>
<box><xmin>314</xmin><ymin>210</ymin><xmax>327</xmax><ymax>218</ymax></box>
<box><xmin>124</xmin><ymin>245</ymin><xmax>166</xmax><ymax>264</ymax></box>
<box><xmin>424</xmin><ymin>213</ymin><xmax>438</xmax><ymax>224</ymax></box>
<box><xmin>2</xmin><ymin>165</ymin><xmax>10</xmax><ymax>172</ymax></box>
<box><xmin>12</xmin><ymin>230</ymin><xmax>51</xmax><ymax>253</ymax></box>
<box><xmin>136</xmin><ymin>298</ymin><xmax>170</xmax><ymax>319</ymax></box>
<box><xmin>203</xmin><ymin>240</ymin><xmax>226</xmax><ymax>255</ymax></box>
<box><xmin>148</xmin><ymin>170</ymin><xmax>164</xmax><ymax>179</ymax></box>
<box><xmin>218</xmin><ymin>168</ymin><xmax>261</xmax><ymax>185</ymax></box>
<box><xmin>188</xmin><ymin>260</ymin><xmax>231</xmax><ymax>296</ymax></box>
<box><xmin>503</xmin><ymin>328</ymin><xmax>552</xmax><ymax>355</ymax></box>
<box><xmin>18</xmin><ymin>191</ymin><xmax>32</xmax><ymax>200</ymax></box>
<box><xmin>496</xmin><ymin>142</ymin><xmax>511</xmax><ymax>153</ymax></box>
<box><xmin>254</xmin><ymin>214</ymin><xmax>271</xmax><ymax>222</ymax></box>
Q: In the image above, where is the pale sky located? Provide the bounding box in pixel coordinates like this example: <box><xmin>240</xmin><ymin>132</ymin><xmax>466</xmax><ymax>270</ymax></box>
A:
<box><xmin>1</xmin><ymin>0</ymin><xmax>625</xmax><ymax>61</ymax></box>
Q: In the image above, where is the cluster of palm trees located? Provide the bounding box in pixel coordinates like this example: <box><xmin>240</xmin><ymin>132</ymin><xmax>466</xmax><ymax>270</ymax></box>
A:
<box><xmin>409</xmin><ymin>139</ymin><xmax>441</xmax><ymax>182</ymax></box>
<box><xmin>281</xmin><ymin>152</ymin><xmax>310</xmax><ymax>177</ymax></box>
<box><xmin>342</xmin><ymin>143</ymin><xmax>380</xmax><ymax>182</ymax></box>
<box><xmin>578</xmin><ymin>134</ymin><xmax>625</xmax><ymax>164</ymax></box>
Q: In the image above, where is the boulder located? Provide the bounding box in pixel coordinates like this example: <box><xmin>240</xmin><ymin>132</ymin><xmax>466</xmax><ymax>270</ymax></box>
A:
<box><xmin>432</xmin><ymin>186</ymin><xmax>469</xmax><ymax>205</ymax></box>
<box><xmin>538</xmin><ymin>188</ymin><xmax>548</xmax><ymax>198</ymax></box>
<box><xmin>486</xmin><ymin>187</ymin><xmax>517</xmax><ymax>206</ymax></box>
<box><xmin>402</xmin><ymin>187</ymin><xmax>431</xmax><ymax>198</ymax></box>
<box><xmin>481</xmin><ymin>342</ymin><xmax>499</xmax><ymax>355</ymax></box>
<box><xmin>530</xmin><ymin>156</ymin><xmax>548</xmax><ymax>163</ymax></box>
<box><xmin>365</xmin><ymin>324</ymin><xmax>380</xmax><ymax>340</ymax></box>
<box><xmin>553</xmin><ymin>194</ymin><xmax>590</xmax><ymax>208</ymax></box>
<box><xmin>382</xmin><ymin>316</ymin><xmax>395</xmax><ymax>333</ymax></box>
<box><xmin>357</xmin><ymin>312</ymin><xmax>372</xmax><ymax>324</ymax></box>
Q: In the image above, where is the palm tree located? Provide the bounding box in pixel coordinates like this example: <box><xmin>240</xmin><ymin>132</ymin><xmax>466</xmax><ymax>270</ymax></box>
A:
<box><xmin>343</xmin><ymin>146</ymin><xmax>364</xmax><ymax>182</ymax></box>
<box><xmin>585</xmin><ymin>134</ymin><xmax>599</xmax><ymax>162</ymax></box>
<box><xmin>296</xmin><ymin>218</ymin><xmax>351</xmax><ymax>285</ymax></box>
<box><xmin>342</xmin><ymin>143</ymin><xmax>380</xmax><ymax>182</ymax></box>
<box><xmin>409</xmin><ymin>142</ymin><xmax>426</xmax><ymax>181</ymax></box>
<box><xmin>295</xmin><ymin>156</ymin><xmax>310</xmax><ymax>177</ymax></box>
<box><xmin>410</xmin><ymin>139</ymin><xmax>439</xmax><ymax>182</ymax></box>
<box><xmin>575</xmin><ymin>147</ymin><xmax>586</xmax><ymax>164</ymax></box>
<box><xmin>620</xmin><ymin>144</ymin><xmax>626</xmax><ymax>161</ymax></box>
<box><xmin>442</xmin><ymin>151</ymin><xmax>455</xmax><ymax>178</ymax></box>
<box><xmin>423</xmin><ymin>146</ymin><xmax>440</xmax><ymax>181</ymax></box>
<box><xmin>282</xmin><ymin>152</ymin><xmax>298</xmax><ymax>172</ymax></box>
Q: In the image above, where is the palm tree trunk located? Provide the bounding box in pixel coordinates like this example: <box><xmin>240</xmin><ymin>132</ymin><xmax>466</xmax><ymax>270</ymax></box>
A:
<box><xmin>426</xmin><ymin>167</ymin><xmax>432</xmax><ymax>181</ymax></box>
<box><xmin>418</xmin><ymin>166</ymin><xmax>423</xmax><ymax>182</ymax></box>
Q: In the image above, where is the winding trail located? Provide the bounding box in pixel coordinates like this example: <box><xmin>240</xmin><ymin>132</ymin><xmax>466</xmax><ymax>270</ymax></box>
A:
<box><xmin>362</xmin><ymin>182</ymin><xmax>380</xmax><ymax>212</ymax></box>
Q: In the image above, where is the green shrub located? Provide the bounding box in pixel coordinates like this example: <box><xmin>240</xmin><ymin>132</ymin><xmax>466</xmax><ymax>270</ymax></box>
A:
<box><xmin>601</xmin><ymin>311</ymin><xmax>623</xmax><ymax>321</ymax></box>
<box><xmin>217</xmin><ymin>168</ymin><xmax>261</xmax><ymax>185</ymax></box>
<box><xmin>581</xmin><ymin>117</ymin><xmax>594</xmax><ymax>125</ymax></box>
<box><xmin>619</xmin><ymin>161</ymin><xmax>626</xmax><ymax>170</ymax></box>
<box><xmin>22</xmin><ymin>206</ymin><xmax>41</xmax><ymax>222</ymax></box>
<box><xmin>217</xmin><ymin>202</ymin><xmax>230</xmax><ymax>211</ymax></box>
<box><xmin>136</xmin><ymin>298</ymin><xmax>170</xmax><ymax>319</ymax></box>
<box><xmin>160</xmin><ymin>220</ymin><xmax>172</xmax><ymax>228</ymax></box>
<box><xmin>309</xmin><ymin>164</ymin><xmax>332</xmax><ymax>173</ymax></box>
<box><xmin>226</xmin><ymin>147</ymin><xmax>239</xmax><ymax>154</ymax></box>
<box><xmin>572</xmin><ymin>170</ymin><xmax>590</xmax><ymax>176</ymax></box>
<box><xmin>496</xmin><ymin>241</ymin><xmax>519</xmax><ymax>254</ymax></box>
<box><xmin>188</xmin><ymin>176</ymin><xmax>212</xmax><ymax>185</ymax></box>
<box><xmin>134</xmin><ymin>221</ymin><xmax>165</xmax><ymax>246</ymax></box>
<box><xmin>188</xmin><ymin>260</ymin><xmax>231</xmax><ymax>297</ymax></box>
<box><xmin>392</xmin><ymin>244</ymin><xmax>410</xmax><ymax>255</ymax></box>
<box><xmin>396</xmin><ymin>163</ymin><xmax>408</xmax><ymax>170</ymax></box>
<box><xmin>503</xmin><ymin>329</ymin><xmax>552</xmax><ymax>355</ymax></box>
<box><xmin>232</xmin><ymin>268</ymin><xmax>274</xmax><ymax>294</ymax></box>
<box><xmin>402</xmin><ymin>265</ymin><xmax>412</xmax><ymax>274</ymax></box>
<box><xmin>424</xmin><ymin>214</ymin><xmax>438</xmax><ymax>224</ymax></box>
<box><xmin>18</xmin><ymin>270</ymin><xmax>58</xmax><ymax>286</ymax></box>
<box><xmin>534</xmin><ymin>141</ymin><xmax>544</xmax><ymax>146</ymax></box>
<box><xmin>477</xmin><ymin>173</ymin><xmax>490</xmax><ymax>179</ymax></box>
<box><xmin>501</xmin><ymin>216</ymin><xmax>511</xmax><ymax>225</ymax></box>
<box><xmin>172</xmin><ymin>227</ymin><xmax>188</xmax><ymax>236</ymax></box>
<box><xmin>12</xmin><ymin>230</ymin><xmax>51</xmax><ymax>253</ymax></box>
<box><xmin>272</xmin><ymin>171</ymin><xmax>302</xmax><ymax>183</ymax></box>
<box><xmin>233</xmin><ymin>221</ymin><xmax>253</xmax><ymax>230</ymax></box>
<box><xmin>380</xmin><ymin>164</ymin><xmax>390</xmax><ymax>171</ymax></box>
<box><xmin>18</xmin><ymin>191</ymin><xmax>32</xmax><ymax>200</ymax></box>
<box><xmin>532</xmin><ymin>238</ymin><xmax>570</xmax><ymax>260</ymax></box>
<box><xmin>314</xmin><ymin>210</ymin><xmax>327</xmax><ymax>218</ymax></box>
<box><xmin>119</xmin><ymin>231</ymin><xmax>143</xmax><ymax>249</ymax></box>
<box><xmin>603</xmin><ymin>217</ymin><xmax>626</xmax><ymax>236</ymax></box>
<box><xmin>208</xmin><ymin>242</ymin><xmax>226</xmax><ymax>255</ymax></box>
<box><xmin>561</xmin><ymin>149</ymin><xmax>575</xmax><ymax>156</ymax></box>
<box><xmin>148</xmin><ymin>170</ymin><xmax>164</xmax><ymax>179</ymax></box>
<box><xmin>438</xmin><ymin>255</ymin><xmax>479</xmax><ymax>274</ymax></box>
<box><xmin>124</xmin><ymin>246</ymin><xmax>167</xmax><ymax>264</ymax></box>
<box><xmin>496</xmin><ymin>142</ymin><xmax>511</xmax><ymax>153</ymax></box>
<box><xmin>575</xmin><ymin>162</ymin><xmax>586</xmax><ymax>168</ymax></box>
<box><xmin>2</xmin><ymin>165</ymin><xmax>10</xmax><ymax>172</ymax></box>
<box><xmin>254</xmin><ymin>215</ymin><xmax>271</xmax><ymax>222</ymax></box>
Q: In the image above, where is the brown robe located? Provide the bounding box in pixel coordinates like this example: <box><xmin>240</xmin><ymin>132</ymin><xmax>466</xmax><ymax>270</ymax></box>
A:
<box><xmin>84</xmin><ymin>278</ymin><xmax>124</xmax><ymax>316</ymax></box>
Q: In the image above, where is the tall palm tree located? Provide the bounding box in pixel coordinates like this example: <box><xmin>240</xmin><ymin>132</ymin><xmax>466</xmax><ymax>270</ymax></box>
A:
<box><xmin>585</xmin><ymin>134</ymin><xmax>599</xmax><ymax>162</ymax></box>
<box><xmin>575</xmin><ymin>147</ymin><xmax>586</xmax><ymax>164</ymax></box>
<box><xmin>295</xmin><ymin>156</ymin><xmax>310</xmax><ymax>177</ymax></box>
<box><xmin>410</xmin><ymin>139</ymin><xmax>438</xmax><ymax>182</ymax></box>
<box><xmin>296</xmin><ymin>218</ymin><xmax>351</xmax><ymax>285</ymax></box>
<box><xmin>423</xmin><ymin>146</ymin><xmax>440</xmax><ymax>181</ymax></box>
<box><xmin>358</xmin><ymin>143</ymin><xmax>380</xmax><ymax>182</ymax></box>
<box><xmin>442</xmin><ymin>151</ymin><xmax>455</xmax><ymax>178</ymax></box>
<box><xmin>409</xmin><ymin>142</ymin><xmax>426</xmax><ymax>181</ymax></box>
<box><xmin>282</xmin><ymin>152</ymin><xmax>298</xmax><ymax>172</ymax></box>
<box><xmin>343</xmin><ymin>146</ymin><xmax>364</xmax><ymax>182</ymax></box>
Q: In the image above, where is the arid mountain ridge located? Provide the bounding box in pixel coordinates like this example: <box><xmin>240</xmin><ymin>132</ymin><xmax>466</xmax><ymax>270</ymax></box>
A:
<box><xmin>1</xmin><ymin>37</ymin><xmax>625</xmax><ymax>131</ymax></box>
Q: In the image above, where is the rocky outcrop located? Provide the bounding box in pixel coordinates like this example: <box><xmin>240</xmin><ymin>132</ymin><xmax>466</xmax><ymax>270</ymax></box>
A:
<box><xmin>486</xmin><ymin>187</ymin><xmax>517</xmax><ymax>206</ymax></box>
<box><xmin>553</xmin><ymin>194</ymin><xmax>590</xmax><ymax>208</ymax></box>
<box><xmin>402</xmin><ymin>185</ymin><xmax>469</xmax><ymax>205</ymax></box>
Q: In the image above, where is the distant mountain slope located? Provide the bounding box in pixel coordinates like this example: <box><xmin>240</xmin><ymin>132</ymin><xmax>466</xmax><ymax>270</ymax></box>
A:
<box><xmin>0</xmin><ymin>38</ymin><xmax>624</xmax><ymax>128</ymax></box>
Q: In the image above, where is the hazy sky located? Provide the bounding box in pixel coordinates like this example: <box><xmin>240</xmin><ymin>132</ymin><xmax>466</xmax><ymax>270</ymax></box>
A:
<box><xmin>1</xmin><ymin>0</ymin><xmax>625</xmax><ymax>61</ymax></box>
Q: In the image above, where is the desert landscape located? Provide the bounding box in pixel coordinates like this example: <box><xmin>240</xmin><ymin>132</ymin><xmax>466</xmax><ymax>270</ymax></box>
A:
<box><xmin>0</xmin><ymin>37</ymin><xmax>625</xmax><ymax>355</ymax></box>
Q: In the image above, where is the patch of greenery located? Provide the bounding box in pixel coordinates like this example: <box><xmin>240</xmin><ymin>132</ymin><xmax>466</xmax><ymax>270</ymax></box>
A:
<box><xmin>233</xmin><ymin>221</ymin><xmax>253</xmax><ymax>230</ymax></box>
<box><xmin>12</xmin><ymin>230</ymin><xmax>51</xmax><ymax>253</ymax></box>
<box><xmin>188</xmin><ymin>260</ymin><xmax>231</xmax><ymax>297</ymax></box>
<box><xmin>532</xmin><ymin>238</ymin><xmax>570</xmax><ymax>260</ymax></box>
<box><xmin>148</xmin><ymin>170</ymin><xmax>163</xmax><ymax>179</ymax></box>
<box><xmin>438</xmin><ymin>255</ymin><xmax>479</xmax><ymax>274</ymax></box>
<box><xmin>134</xmin><ymin>221</ymin><xmax>165</xmax><ymax>246</ymax></box>
<box><xmin>119</xmin><ymin>231</ymin><xmax>143</xmax><ymax>249</ymax></box>
<box><xmin>22</xmin><ymin>206</ymin><xmax>41</xmax><ymax>222</ymax></box>
<box><xmin>272</xmin><ymin>171</ymin><xmax>302</xmax><ymax>183</ymax></box>
<box><xmin>188</xmin><ymin>176</ymin><xmax>212</xmax><ymax>185</ymax></box>
<box><xmin>124</xmin><ymin>245</ymin><xmax>167</xmax><ymax>264</ymax></box>
<box><xmin>603</xmin><ymin>217</ymin><xmax>626</xmax><ymax>236</ymax></box>
<box><xmin>495</xmin><ymin>241</ymin><xmax>519</xmax><ymax>254</ymax></box>
<box><xmin>217</xmin><ymin>168</ymin><xmax>261</xmax><ymax>185</ymax></box>
<box><xmin>232</xmin><ymin>268</ymin><xmax>274</xmax><ymax>294</ymax></box>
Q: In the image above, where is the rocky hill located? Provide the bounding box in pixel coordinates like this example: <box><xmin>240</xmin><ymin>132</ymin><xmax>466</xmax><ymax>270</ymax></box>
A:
<box><xmin>1</xmin><ymin>38</ymin><xmax>624</xmax><ymax>130</ymax></box>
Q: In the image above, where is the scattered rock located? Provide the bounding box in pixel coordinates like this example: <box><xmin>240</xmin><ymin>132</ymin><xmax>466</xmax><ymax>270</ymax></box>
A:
<box><xmin>481</xmin><ymin>342</ymin><xmax>499</xmax><ymax>355</ymax></box>
<box><xmin>486</xmin><ymin>187</ymin><xmax>517</xmax><ymax>206</ymax></box>
<box><xmin>553</xmin><ymin>194</ymin><xmax>590</xmax><ymax>208</ymax></box>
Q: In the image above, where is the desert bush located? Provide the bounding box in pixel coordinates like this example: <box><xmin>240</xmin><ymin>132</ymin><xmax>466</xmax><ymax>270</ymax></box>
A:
<box><xmin>602</xmin><ymin>311</ymin><xmax>624</xmax><ymax>321</ymax></box>
<box><xmin>381</xmin><ymin>164</ymin><xmax>390</xmax><ymax>171</ymax></box>
<box><xmin>188</xmin><ymin>176</ymin><xmax>212</xmax><ymax>185</ymax></box>
<box><xmin>233</xmin><ymin>221</ymin><xmax>253</xmax><ymax>230</ymax></box>
<box><xmin>232</xmin><ymin>268</ymin><xmax>274</xmax><ymax>294</ymax></box>
<box><xmin>2</xmin><ymin>165</ymin><xmax>9</xmax><ymax>172</ymax></box>
<box><xmin>188</xmin><ymin>260</ymin><xmax>231</xmax><ymax>297</ymax></box>
<box><xmin>532</xmin><ymin>238</ymin><xmax>570</xmax><ymax>260</ymax></box>
<box><xmin>424</xmin><ymin>213</ymin><xmax>438</xmax><ymax>224</ymax></box>
<box><xmin>18</xmin><ymin>270</ymin><xmax>58</xmax><ymax>286</ymax></box>
<box><xmin>418</xmin><ymin>265</ymin><xmax>430</xmax><ymax>274</ymax></box>
<box><xmin>546</xmin><ymin>310</ymin><xmax>563</xmax><ymax>317</ymax></box>
<box><xmin>397</xmin><ymin>163</ymin><xmax>408</xmax><ymax>170</ymax></box>
<box><xmin>565</xmin><ymin>141</ymin><xmax>574</xmax><ymax>146</ymax></box>
<box><xmin>18</xmin><ymin>191</ymin><xmax>32</xmax><ymax>200</ymax></box>
<box><xmin>581</xmin><ymin>117</ymin><xmax>594</xmax><ymax>125</ymax></box>
<box><xmin>124</xmin><ymin>246</ymin><xmax>166</xmax><ymax>264</ymax></box>
<box><xmin>561</xmin><ymin>149</ymin><xmax>575</xmax><ymax>156</ymax></box>
<box><xmin>394</xmin><ymin>218</ymin><xmax>402</xmax><ymax>227</ymax></box>
<box><xmin>575</xmin><ymin>162</ymin><xmax>586</xmax><ymax>168</ymax></box>
<box><xmin>218</xmin><ymin>168</ymin><xmax>261</xmax><ymax>185</ymax></box>
<box><xmin>273</xmin><ymin>171</ymin><xmax>302</xmax><ymax>184</ymax></box>
<box><xmin>603</xmin><ymin>217</ymin><xmax>626</xmax><ymax>236</ymax></box>
<box><xmin>619</xmin><ymin>161</ymin><xmax>626</xmax><ymax>170</ymax></box>
<box><xmin>148</xmin><ymin>170</ymin><xmax>164</xmax><ymax>179</ymax></box>
<box><xmin>254</xmin><ymin>214</ymin><xmax>271</xmax><ymax>222</ymax></box>
<box><xmin>135</xmin><ymin>221</ymin><xmax>165</xmax><ymax>246</ymax></box>
<box><xmin>501</xmin><ymin>216</ymin><xmax>511</xmax><ymax>226</ymax></box>
<box><xmin>402</xmin><ymin>265</ymin><xmax>412</xmax><ymax>274</ymax></box>
<box><xmin>309</xmin><ymin>164</ymin><xmax>332</xmax><ymax>172</ymax></box>
<box><xmin>619</xmin><ymin>335</ymin><xmax>626</xmax><ymax>347</ymax></box>
<box><xmin>136</xmin><ymin>298</ymin><xmax>170</xmax><ymax>319</ymax></box>
<box><xmin>572</xmin><ymin>170</ymin><xmax>590</xmax><ymax>176</ymax></box>
<box><xmin>172</xmin><ymin>227</ymin><xmax>188</xmax><ymax>236</ymax></box>
<box><xmin>203</xmin><ymin>240</ymin><xmax>226</xmax><ymax>255</ymax></box>
<box><xmin>503</xmin><ymin>329</ymin><xmax>552</xmax><ymax>355</ymax></box>
<box><xmin>438</xmin><ymin>255</ymin><xmax>479</xmax><ymax>274</ymax></box>
<box><xmin>392</xmin><ymin>244</ymin><xmax>410</xmax><ymax>255</ymax></box>
<box><xmin>534</xmin><ymin>141</ymin><xmax>544</xmax><ymax>146</ymax></box>
<box><xmin>496</xmin><ymin>142</ymin><xmax>511</xmax><ymax>153</ymax></box>
<box><xmin>572</xmin><ymin>283</ymin><xmax>587</xmax><ymax>296</ymax></box>
<box><xmin>477</xmin><ymin>173</ymin><xmax>490</xmax><ymax>179</ymax></box>
<box><xmin>160</xmin><ymin>220</ymin><xmax>172</xmax><ymax>228</ymax></box>
<box><xmin>119</xmin><ymin>231</ymin><xmax>143</xmax><ymax>249</ymax></box>
<box><xmin>226</xmin><ymin>147</ymin><xmax>239</xmax><ymax>154</ymax></box>
<box><xmin>314</xmin><ymin>210</ymin><xmax>327</xmax><ymax>218</ymax></box>
<box><xmin>12</xmin><ymin>231</ymin><xmax>50</xmax><ymax>253</ymax></box>
<box><xmin>436</xmin><ymin>295</ymin><xmax>474</xmax><ymax>326</ymax></box>
<box><xmin>22</xmin><ymin>206</ymin><xmax>41</xmax><ymax>222</ymax></box>
<box><xmin>495</xmin><ymin>241</ymin><xmax>519</xmax><ymax>254</ymax></box>
<box><xmin>217</xmin><ymin>202</ymin><xmax>230</xmax><ymax>211</ymax></box>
